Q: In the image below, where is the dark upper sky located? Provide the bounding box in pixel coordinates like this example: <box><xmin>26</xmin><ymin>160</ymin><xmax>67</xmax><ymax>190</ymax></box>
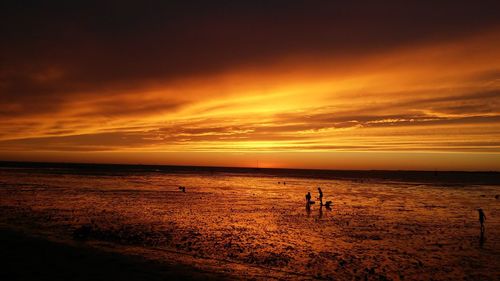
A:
<box><xmin>2</xmin><ymin>1</ymin><xmax>500</xmax><ymax>111</ymax></box>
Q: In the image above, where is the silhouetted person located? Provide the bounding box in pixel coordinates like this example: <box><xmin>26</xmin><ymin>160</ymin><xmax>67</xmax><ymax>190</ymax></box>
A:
<box><xmin>478</xmin><ymin>208</ymin><xmax>486</xmax><ymax>233</ymax></box>
<box><xmin>325</xmin><ymin>201</ymin><xmax>332</xmax><ymax>210</ymax></box>
<box><xmin>178</xmin><ymin>186</ymin><xmax>186</xmax><ymax>192</ymax></box>
<box><xmin>283</xmin><ymin>181</ymin><xmax>286</xmax><ymax>185</ymax></box>
<box><xmin>318</xmin><ymin>187</ymin><xmax>323</xmax><ymax>206</ymax></box>
<box><xmin>305</xmin><ymin>192</ymin><xmax>312</xmax><ymax>211</ymax></box>
<box><xmin>306</xmin><ymin>192</ymin><xmax>311</xmax><ymax>204</ymax></box>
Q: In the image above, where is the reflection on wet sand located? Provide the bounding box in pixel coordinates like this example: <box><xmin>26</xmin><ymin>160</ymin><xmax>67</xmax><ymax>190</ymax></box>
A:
<box><xmin>479</xmin><ymin>228</ymin><xmax>485</xmax><ymax>248</ymax></box>
<box><xmin>0</xmin><ymin>167</ymin><xmax>498</xmax><ymax>280</ymax></box>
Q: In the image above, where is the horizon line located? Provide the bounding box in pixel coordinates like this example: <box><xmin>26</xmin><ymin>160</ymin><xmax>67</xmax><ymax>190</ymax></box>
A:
<box><xmin>1</xmin><ymin>160</ymin><xmax>498</xmax><ymax>174</ymax></box>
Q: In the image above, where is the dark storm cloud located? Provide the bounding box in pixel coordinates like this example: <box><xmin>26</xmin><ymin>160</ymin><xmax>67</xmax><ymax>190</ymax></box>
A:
<box><xmin>2</xmin><ymin>0</ymin><xmax>500</xmax><ymax>117</ymax></box>
<box><xmin>0</xmin><ymin>132</ymin><xmax>153</xmax><ymax>151</ymax></box>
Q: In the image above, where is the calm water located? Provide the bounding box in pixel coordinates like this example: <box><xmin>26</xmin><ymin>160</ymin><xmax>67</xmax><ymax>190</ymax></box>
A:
<box><xmin>0</xmin><ymin>164</ymin><xmax>499</xmax><ymax>280</ymax></box>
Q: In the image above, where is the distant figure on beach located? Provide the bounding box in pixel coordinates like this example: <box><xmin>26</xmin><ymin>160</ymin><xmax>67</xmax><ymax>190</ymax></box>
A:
<box><xmin>478</xmin><ymin>208</ymin><xmax>486</xmax><ymax>233</ymax></box>
<box><xmin>178</xmin><ymin>186</ymin><xmax>186</xmax><ymax>192</ymax></box>
<box><xmin>325</xmin><ymin>201</ymin><xmax>332</xmax><ymax>210</ymax></box>
<box><xmin>318</xmin><ymin>187</ymin><xmax>323</xmax><ymax>205</ymax></box>
<box><xmin>283</xmin><ymin>181</ymin><xmax>286</xmax><ymax>185</ymax></box>
<box><xmin>305</xmin><ymin>192</ymin><xmax>312</xmax><ymax>212</ymax></box>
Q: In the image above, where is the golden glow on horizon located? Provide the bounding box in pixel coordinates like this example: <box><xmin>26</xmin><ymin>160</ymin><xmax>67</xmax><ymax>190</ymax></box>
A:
<box><xmin>1</xmin><ymin>30</ymin><xmax>500</xmax><ymax>170</ymax></box>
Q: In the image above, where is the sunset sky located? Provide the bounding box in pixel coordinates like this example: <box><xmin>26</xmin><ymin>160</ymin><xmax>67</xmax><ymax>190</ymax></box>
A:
<box><xmin>1</xmin><ymin>1</ymin><xmax>499</xmax><ymax>170</ymax></box>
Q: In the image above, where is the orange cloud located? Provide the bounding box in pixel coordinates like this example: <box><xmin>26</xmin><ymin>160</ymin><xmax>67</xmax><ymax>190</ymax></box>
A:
<box><xmin>1</xmin><ymin>24</ymin><xmax>500</xmax><ymax>170</ymax></box>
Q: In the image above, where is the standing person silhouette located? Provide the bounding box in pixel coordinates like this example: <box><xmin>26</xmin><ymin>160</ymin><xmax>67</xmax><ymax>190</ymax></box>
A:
<box><xmin>318</xmin><ymin>187</ymin><xmax>323</xmax><ymax>206</ymax></box>
<box><xmin>478</xmin><ymin>208</ymin><xmax>486</xmax><ymax>233</ymax></box>
<box><xmin>305</xmin><ymin>192</ymin><xmax>312</xmax><ymax>212</ymax></box>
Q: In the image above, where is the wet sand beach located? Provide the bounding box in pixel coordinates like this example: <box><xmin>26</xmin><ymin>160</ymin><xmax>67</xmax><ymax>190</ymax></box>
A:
<box><xmin>0</xmin><ymin>226</ymin><xmax>229</xmax><ymax>281</ymax></box>
<box><xmin>0</xmin><ymin>163</ymin><xmax>499</xmax><ymax>280</ymax></box>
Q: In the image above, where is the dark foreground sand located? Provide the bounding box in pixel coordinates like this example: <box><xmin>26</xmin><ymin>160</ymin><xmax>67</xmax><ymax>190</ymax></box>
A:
<box><xmin>0</xmin><ymin>227</ymin><xmax>230</xmax><ymax>281</ymax></box>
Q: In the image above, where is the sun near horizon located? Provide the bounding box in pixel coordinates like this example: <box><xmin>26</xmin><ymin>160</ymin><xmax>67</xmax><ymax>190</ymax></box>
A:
<box><xmin>1</xmin><ymin>2</ymin><xmax>500</xmax><ymax>171</ymax></box>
